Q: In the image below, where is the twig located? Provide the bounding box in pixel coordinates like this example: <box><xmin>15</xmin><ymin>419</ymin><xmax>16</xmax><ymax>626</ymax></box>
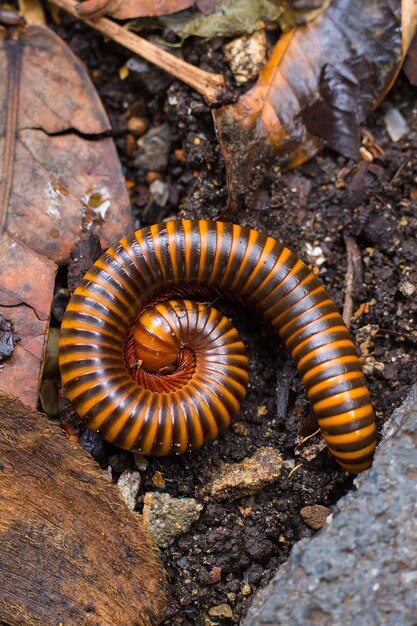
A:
<box><xmin>376</xmin><ymin>327</ymin><xmax>417</xmax><ymax>346</ymax></box>
<box><xmin>342</xmin><ymin>234</ymin><xmax>362</xmax><ymax>328</ymax></box>
<box><xmin>50</xmin><ymin>0</ymin><xmax>226</xmax><ymax>105</ymax></box>
<box><xmin>18</xmin><ymin>0</ymin><xmax>46</xmax><ymax>24</ymax></box>
<box><xmin>390</xmin><ymin>150</ymin><xmax>412</xmax><ymax>184</ymax></box>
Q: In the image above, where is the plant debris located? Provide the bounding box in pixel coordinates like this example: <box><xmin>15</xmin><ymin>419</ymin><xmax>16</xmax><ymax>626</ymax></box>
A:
<box><xmin>0</xmin><ymin>236</ymin><xmax>56</xmax><ymax>407</ymax></box>
<box><xmin>0</xmin><ymin>394</ymin><xmax>166</xmax><ymax>626</ymax></box>
<box><xmin>213</xmin><ymin>0</ymin><xmax>414</xmax><ymax>210</ymax></box>
<box><xmin>0</xmin><ymin>23</ymin><xmax>132</xmax><ymax>264</ymax></box>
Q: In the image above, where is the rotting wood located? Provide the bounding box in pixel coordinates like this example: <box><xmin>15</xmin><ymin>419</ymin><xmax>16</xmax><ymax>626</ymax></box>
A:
<box><xmin>0</xmin><ymin>394</ymin><xmax>166</xmax><ymax>626</ymax></box>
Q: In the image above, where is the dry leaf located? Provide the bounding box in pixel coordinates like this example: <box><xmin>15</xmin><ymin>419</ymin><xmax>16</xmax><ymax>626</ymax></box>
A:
<box><xmin>158</xmin><ymin>0</ymin><xmax>296</xmax><ymax>40</ymax></box>
<box><xmin>76</xmin><ymin>0</ymin><xmax>196</xmax><ymax>19</ymax></box>
<box><xmin>0</xmin><ymin>236</ymin><xmax>56</xmax><ymax>407</ymax></box>
<box><xmin>0</xmin><ymin>24</ymin><xmax>132</xmax><ymax>264</ymax></box>
<box><xmin>213</xmin><ymin>0</ymin><xmax>417</xmax><ymax>210</ymax></box>
<box><xmin>0</xmin><ymin>394</ymin><xmax>166</xmax><ymax>626</ymax></box>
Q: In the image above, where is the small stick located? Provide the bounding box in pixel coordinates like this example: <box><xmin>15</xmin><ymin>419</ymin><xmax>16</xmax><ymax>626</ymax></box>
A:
<box><xmin>342</xmin><ymin>234</ymin><xmax>362</xmax><ymax>328</ymax></box>
<box><xmin>50</xmin><ymin>0</ymin><xmax>226</xmax><ymax>105</ymax></box>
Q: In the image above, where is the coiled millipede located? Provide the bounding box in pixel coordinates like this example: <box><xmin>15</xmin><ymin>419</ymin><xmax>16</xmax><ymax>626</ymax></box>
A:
<box><xmin>59</xmin><ymin>220</ymin><xmax>376</xmax><ymax>473</ymax></box>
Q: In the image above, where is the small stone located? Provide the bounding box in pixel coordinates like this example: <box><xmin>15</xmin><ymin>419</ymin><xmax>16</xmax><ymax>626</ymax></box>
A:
<box><xmin>241</xmin><ymin>583</ymin><xmax>252</xmax><ymax>596</ymax></box>
<box><xmin>208</xmin><ymin>603</ymin><xmax>233</xmax><ymax>619</ymax></box>
<box><xmin>145</xmin><ymin>171</ymin><xmax>162</xmax><ymax>184</ymax></box>
<box><xmin>232</xmin><ymin>422</ymin><xmax>249</xmax><ymax>437</ymax></box>
<box><xmin>305</xmin><ymin>242</ymin><xmax>326</xmax><ymax>266</ymax></box>
<box><xmin>384</xmin><ymin>107</ymin><xmax>409</xmax><ymax>142</ymax></box>
<box><xmin>223</xmin><ymin>30</ymin><xmax>267</xmax><ymax>84</ymax></box>
<box><xmin>361</xmin><ymin>355</ymin><xmax>385</xmax><ymax>376</ymax></box>
<box><xmin>117</xmin><ymin>470</ymin><xmax>141</xmax><ymax>510</ymax></box>
<box><xmin>118</xmin><ymin>64</ymin><xmax>129</xmax><ymax>80</ymax></box>
<box><xmin>257</xmin><ymin>405</ymin><xmax>268</xmax><ymax>417</ymax></box>
<box><xmin>142</xmin><ymin>492</ymin><xmax>203</xmax><ymax>548</ymax></box>
<box><xmin>151</xmin><ymin>471</ymin><xmax>166</xmax><ymax>488</ymax></box>
<box><xmin>208</xmin><ymin>566</ymin><xmax>222</xmax><ymax>584</ymax></box>
<box><xmin>278</xmin><ymin>534</ymin><xmax>291</xmax><ymax>549</ymax></box>
<box><xmin>135</xmin><ymin>123</ymin><xmax>172</xmax><ymax>172</ymax></box>
<box><xmin>204</xmin><ymin>447</ymin><xmax>284</xmax><ymax>501</ymax></box>
<box><xmin>149</xmin><ymin>179</ymin><xmax>169</xmax><ymax>207</ymax></box>
<box><xmin>200</xmin><ymin>565</ymin><xmax>222</xmax><ymax>586</ymax></box>
<box><xmin>300</xmin><ymin>504</ymin><xmax>330</xmax><ymax>529</ymax></box>
<box><xmin>399</xmin><ymin>280</ymin><xmax>416</xmax><ymax>297</ymax></box>
<box><xmin>127</xmin><ymin>116</ymin><xmax>147</xmax><ymax>136</ymax></box>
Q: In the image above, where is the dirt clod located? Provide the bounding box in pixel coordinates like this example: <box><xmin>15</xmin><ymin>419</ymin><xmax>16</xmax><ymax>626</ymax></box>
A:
<box><xmin>204</xmin><ymin>446</ymin><xmax>284</xmax><ymax>501</ymax></box>
<box><xmin>300</xmin><ymin>504</ymin><xmax>330</xmax><ymax>529</ymax></box>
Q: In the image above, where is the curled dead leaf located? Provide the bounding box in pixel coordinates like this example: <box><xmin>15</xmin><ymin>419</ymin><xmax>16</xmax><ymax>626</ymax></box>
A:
<box><xmin>213</xmin><ymin>0</ymin><xmax>417</xmax><ymax>210</ymax></box>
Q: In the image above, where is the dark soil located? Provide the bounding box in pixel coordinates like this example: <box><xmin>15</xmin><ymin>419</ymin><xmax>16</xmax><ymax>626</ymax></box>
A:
<box><xmin>50</xmin><ymin>10</ymin><xmax>417</xmax><ymax>626</ymax></box>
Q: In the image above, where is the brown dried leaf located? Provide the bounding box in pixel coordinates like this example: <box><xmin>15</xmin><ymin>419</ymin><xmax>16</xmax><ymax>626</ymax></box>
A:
<box><xmin>76</xmin><ymin>0</ymin><xmax>196</xmax><ymax>19</ymax></box>
<box><xmin>213</xmin><ymin>0</ymin><xmax>417</xmax><ymax>210</ymax></box>
<box><xmin>0</xmin><ymin>394</ymin><xmax>166</xmax><ymax>626</ymax></box>
<box><xmin>0</xmin><ymin>24</ymin><xmax>133</xmax><ymax>264</ymax></box>
<box><xmin>0</xmin><ymin>236</ymin><xmax>57</xmax><ymax>407</ymax></box>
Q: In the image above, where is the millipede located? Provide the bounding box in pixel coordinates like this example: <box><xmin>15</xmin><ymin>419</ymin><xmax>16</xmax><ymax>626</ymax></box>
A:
<box><xmin>59</xmin><ymin>219</ymin><xmax>376</xmax><ymax>473</ymax></box>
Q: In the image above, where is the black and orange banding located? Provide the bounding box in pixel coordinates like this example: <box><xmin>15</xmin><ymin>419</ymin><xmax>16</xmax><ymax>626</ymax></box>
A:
<box><xmin>59</xmin><ymin>220</ymin><xmax>376</xmax><ymax>473</ymax></box>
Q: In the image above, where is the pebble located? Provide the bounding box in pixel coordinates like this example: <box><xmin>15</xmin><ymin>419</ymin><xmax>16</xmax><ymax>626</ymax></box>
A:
<box><xmin>135</xmin><ymin>123</ymin><xmax>172</xmax><ymax>172</ymax></box>
<box><xmin>204</xmin><ymin>446</ymin><xmax>284</xmax><ymax>501</ymax></box>
<box><xmin>223</xmin><ymin>30</ymin><xmax>267</xmax><ymax>84</ymax></box>
<box><xmin>117</xmin><ymin>470</ymin><xmax>141</xmax><ymax>510</ymax></box>
<box><xmin>241</xmin><ymin>583</ymin><xmax>252</xmax><ymax>596</ymax></box>
<box><xmin>142</xmin><ymin>492</ymin><xmax>203</xmax><ymax>548</ymax></box>
<box><xmin>300</xmin><ymin>504</ymin><xmax>330</xmax><ymax>530</ymax></box>
<box><xmin>384</xmin><ymin>107</ymin><xmax>409</xmax><ymax>142</ymax></box>
<box><xmin>149</xmin><ymin>179</ymin><xmax>170</xmax><ymax>207</ymax></box>
<box><xmin>399</xmin><ymin>280</ymin><xmax>416</xmax><ymax>297</ymax></box>
<box><xmin>127</xmin><ymin>116</ymin><xmax>147</xmax><ymax>136</ymax></box>
<box><xmin>208</xmin><ymin>603</ymin><xmax>234</xmax><ymax>619</ymax></box>
<box><xmin>151</xmin><ymin>471</ymin><xmax>166</xmax><ymax>488</ymax></box>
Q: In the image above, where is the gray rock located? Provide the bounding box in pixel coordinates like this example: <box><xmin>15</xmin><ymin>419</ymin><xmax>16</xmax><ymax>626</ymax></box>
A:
<box><xmin>116</xmin><ymin>470</ymin><xmax>141</xmax><ymax>510</ymax></box>
<box><xmin>142</xmin><ymin>492</ymin><xmax>203</xmax><ymax>548</ymax></box>
<box><xmin>135</xmin><ymin>123</ymin><xmax>172</xmax><ymax>172</ymax></box>
<box><xmin>244</xmin><ymin>385</ymin><xmax>417</xmax><ymax>626</ymax></box>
